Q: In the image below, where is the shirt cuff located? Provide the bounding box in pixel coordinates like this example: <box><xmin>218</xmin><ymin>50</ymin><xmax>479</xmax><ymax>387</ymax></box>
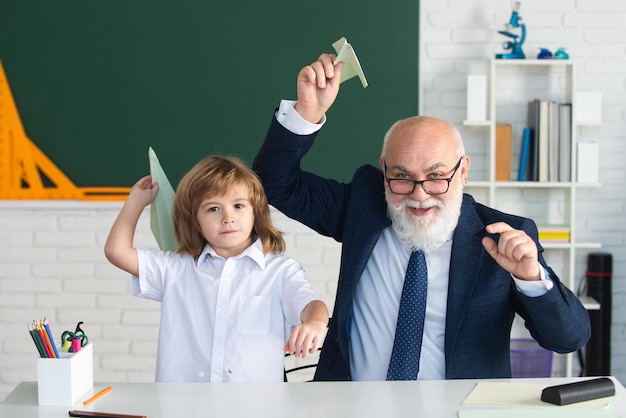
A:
<box><xmin>276</xmin><ymin>100</ymin><xmax>326</xmax><ymax>135</ymax></box>
<box><xmin>512</xmin><ymin>264</ymin><xmax>554</xmax><ymax>297</ymax></box>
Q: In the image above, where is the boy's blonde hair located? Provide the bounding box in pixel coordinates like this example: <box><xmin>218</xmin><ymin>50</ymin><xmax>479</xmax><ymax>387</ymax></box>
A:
<box><xmin>173</xmin><ymin>155</ymin><xmax>285</xmax><ymax>258</ymax></box>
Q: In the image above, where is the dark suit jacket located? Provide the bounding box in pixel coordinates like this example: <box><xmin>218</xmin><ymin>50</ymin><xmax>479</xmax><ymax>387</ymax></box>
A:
<box><xmin>253</xmin><ymin>116</ymin><xmax>591</xmax><ymax>381</ymax></box>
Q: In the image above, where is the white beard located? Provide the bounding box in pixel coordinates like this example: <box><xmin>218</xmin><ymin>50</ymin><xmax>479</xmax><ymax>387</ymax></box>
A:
<box><xmin>386</xmin><ymin>189</ymin><xmax>463</xmax><ymax>252</ymax></box>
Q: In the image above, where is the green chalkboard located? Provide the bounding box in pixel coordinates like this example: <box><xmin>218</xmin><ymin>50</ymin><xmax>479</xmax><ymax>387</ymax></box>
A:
<box><xmin>0</xmin><ymin>1</ymin><xmax>419</xmax><ymax>187</ymax></box>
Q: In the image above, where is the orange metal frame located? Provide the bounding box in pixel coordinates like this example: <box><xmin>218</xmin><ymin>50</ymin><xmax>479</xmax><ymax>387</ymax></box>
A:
<box><xmin>0</xmin><ymin>61</ymin><xmax>129</xmax><ymax>200</ymax></box>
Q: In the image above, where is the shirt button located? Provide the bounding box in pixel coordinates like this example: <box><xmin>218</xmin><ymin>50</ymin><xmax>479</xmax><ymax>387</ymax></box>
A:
<box><xmin>198</xmin><ymin>371</ymin><xmax>205</xmax><ymax>378</ymax></box>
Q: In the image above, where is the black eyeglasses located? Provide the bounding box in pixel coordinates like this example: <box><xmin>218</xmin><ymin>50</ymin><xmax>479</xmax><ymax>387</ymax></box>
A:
<box><xmin>383</xmin><ymin>157</ymin><xmax>463</xmax><ymax>195</ymax></box>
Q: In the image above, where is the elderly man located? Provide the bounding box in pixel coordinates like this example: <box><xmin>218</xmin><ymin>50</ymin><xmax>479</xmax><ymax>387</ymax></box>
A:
<box><xmin>253</xmin><ymin>53</ymin><xmax>590</xmax><ymax>381</ymax></box>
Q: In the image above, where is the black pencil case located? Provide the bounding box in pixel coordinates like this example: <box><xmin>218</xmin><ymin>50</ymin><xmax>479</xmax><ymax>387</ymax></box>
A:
<box><xmin>541</xmin><ymin>377</ymin><xmax>615</xmax><ymax>406</ymax></box>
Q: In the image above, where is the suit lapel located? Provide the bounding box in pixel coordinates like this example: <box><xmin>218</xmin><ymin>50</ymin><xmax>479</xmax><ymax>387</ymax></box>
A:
<box><xmin>336</xmin><ymin>180</ymin><xmax>390</xmax><ymax>358</ymax></box>
<box><xmin>445</xmin><ymin>195</ymin><xmax>487</xmax><ymax>360</ymax></box>
<box><xmin>342</xmin><ymin>170</ymin><xmax>390</xmax><ymax>302</ymax></box>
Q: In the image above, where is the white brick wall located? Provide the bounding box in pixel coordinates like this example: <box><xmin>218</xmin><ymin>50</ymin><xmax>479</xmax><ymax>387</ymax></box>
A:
<box><xmin>420</xmin><ymin>0</ymin><xmax>626</xmax><ymax>383</ymax></box>
<box><xmin>1</xmin><ymin>0</ymin><xmax>624</xmax><ymax>401</ymax></box>
<box><xmin>0</xmin><ymin>202</ymin><xmax>339</xmax><ymax>398</ymax></box>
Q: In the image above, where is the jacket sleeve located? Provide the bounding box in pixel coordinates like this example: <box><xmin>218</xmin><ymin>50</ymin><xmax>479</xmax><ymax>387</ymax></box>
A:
<box><xmin>514</xmin><ymin>217</ymin><xmax>591</xmax><ymax>353</ymax></box>
<box><xmin>253</xmin><ymin>114</ymin><xmax>350</xmax><ymax>241</ymax></box>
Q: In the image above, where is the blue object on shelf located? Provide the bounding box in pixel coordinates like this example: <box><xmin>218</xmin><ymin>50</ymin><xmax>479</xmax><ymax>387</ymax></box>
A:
<box><xmin>518</xmin><ymin>127</ymin><xmax>532</xmax><ymax>181</ymax></box>
<box><xmin>555</xmin><ymin>47</ymin><xmax>570</xmax><ymax>59</ymax></box>
<box><xmin>537</xmin><ymin>48</ymin><xmax>553</xmax><ymax>59</ymax></box>
<box><xmin>495</xmin><ymin>1</ymin><xmax>526</xmax><ymax>59</ymax></box>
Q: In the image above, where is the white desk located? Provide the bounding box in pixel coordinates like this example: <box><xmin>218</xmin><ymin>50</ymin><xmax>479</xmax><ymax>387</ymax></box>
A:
<box><xmin>1</xmin><ymin>377</ymin><xmax>624</xmax><ymax>418</ymax></box>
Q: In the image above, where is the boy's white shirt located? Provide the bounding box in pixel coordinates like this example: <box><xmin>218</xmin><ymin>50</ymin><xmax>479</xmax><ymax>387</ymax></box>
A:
<box><xmin>133</xmin><ymin>238</ymin><xmax>319</xmax><ymax>383</ymax></box>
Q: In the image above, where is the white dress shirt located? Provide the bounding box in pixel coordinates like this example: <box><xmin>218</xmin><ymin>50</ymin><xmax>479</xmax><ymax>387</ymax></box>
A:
<box><xmin>350</xmin><ymin>228</ymin><xmax>451</xmax><ymax>380</ymax></box>
<box><xmin>133</xmin><ymin>238</ymin><xmax>319</xmax><ymax>383</ymax></box>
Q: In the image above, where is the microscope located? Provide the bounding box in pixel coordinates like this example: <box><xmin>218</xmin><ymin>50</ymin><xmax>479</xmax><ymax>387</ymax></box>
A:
<box><xmin>496</xmin><ymin>1</ymin><xmax>526</xmax><ymax>59</ymax></box>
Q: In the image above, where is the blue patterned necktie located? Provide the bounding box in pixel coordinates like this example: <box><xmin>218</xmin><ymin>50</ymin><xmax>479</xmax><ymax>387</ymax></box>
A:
<box><xmin>386</xmin><ymin>250</ymin><xmax>428</xmax><ymax>380</ymax></box>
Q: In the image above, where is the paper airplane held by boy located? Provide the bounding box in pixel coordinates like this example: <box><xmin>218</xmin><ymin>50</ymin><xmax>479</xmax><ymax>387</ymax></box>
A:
<box><xmin>332</xmin><ymin>37</ymin><xmax>368</xmax><ymax>88</ymax></box>
<box><xmin>148</xmin><ymin>147</ymin><xmax>177</xmax><ymax>252</ymax></box>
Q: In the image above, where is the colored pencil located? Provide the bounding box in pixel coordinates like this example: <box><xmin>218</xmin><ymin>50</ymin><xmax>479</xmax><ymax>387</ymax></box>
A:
<box><xmin>29</xmin><ymin>324</ymin><xmax>45</xmax><ymax>357</ymax></box>
<box><xmin>35</xmin><ymin>321</ymin><xmax>52</xmax><ymax>358</ymax></box>
<box><xmin>43</xmin><ymin>318</ymin><xmax>60</xmax><ymax>358</ymax></box>
<box><xmin>68</xmin><ymin>410</ymin><xmax>147</xmax><ymax>418</ymax></box>
<box><xmin>83</xmin><ymin>386</ymin><xmax>113</xmax><ymax>406</ymax></box>
<box><xmin>38</xmin><ymin>320</ymin><xmax>56</xmax><ymax>358</ymax></box>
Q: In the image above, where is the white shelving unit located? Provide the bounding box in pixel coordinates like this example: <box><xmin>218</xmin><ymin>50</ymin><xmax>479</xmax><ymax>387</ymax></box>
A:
<box><xmin>463</xmin><ymin>59</ymin><xmax>601</xmax><ymax>377</ymax></box>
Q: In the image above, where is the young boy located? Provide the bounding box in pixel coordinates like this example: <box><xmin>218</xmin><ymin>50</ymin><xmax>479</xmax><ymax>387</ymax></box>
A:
<box><xmin>105</xmin><ymin>155</ymin><xmax>328</xmax><ymax>382</ymax></box>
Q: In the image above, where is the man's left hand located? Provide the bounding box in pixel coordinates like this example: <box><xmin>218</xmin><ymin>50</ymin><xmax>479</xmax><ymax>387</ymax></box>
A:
<box><xmin>482</xmin><ymin>222</ymin><xmax>541</xmax><ymax>281</ymax></box>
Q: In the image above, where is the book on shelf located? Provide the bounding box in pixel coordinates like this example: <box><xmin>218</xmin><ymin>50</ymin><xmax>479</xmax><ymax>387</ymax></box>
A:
<box><xmin>538</xmin><ymin>225</ymin><xmax>571</xmax><ymax>243</ymax></box>
<box><xmin>529</xmin><ymin>99</ymin><xmax>549</xmax><ymax>181</ymax></box>
<box><xmin>558</xmin><ymin>103</ymin><xmax>572</xmax><ymax>182</ymax></box>
<box><xmin>518</xmin><ymin>127</ymin><xmax>532</xmax><ymax>181</ymax></box>
<box><xmin>548</xmin><ymin>100</ymin><xmax>560</xmax><ymax>182</ymax></box>
<box><xmin>495</xmin><ymin>124</ymin><xmax>512</xmax><ymax>181</ymax></box>
<box><xmin>524</xmin><ymin>99</ymin><xmax>572</xmax><ymax>182</ymax></box>
<box><xmin>526</xmin><ymin>100</ymin><xmax>539</xmax><ymax>181</ymax></box>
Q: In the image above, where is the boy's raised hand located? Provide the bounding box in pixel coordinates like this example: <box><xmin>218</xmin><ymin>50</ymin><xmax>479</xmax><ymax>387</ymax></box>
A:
<box><xmin>128</xmin><ymin>175</ymin><xmax>160</xmax><ymax>208</ymax></box>
<box><xmin>104</xmin><ymin>175</ymin><xmax>160</xmax><ymax>277</ymax></box>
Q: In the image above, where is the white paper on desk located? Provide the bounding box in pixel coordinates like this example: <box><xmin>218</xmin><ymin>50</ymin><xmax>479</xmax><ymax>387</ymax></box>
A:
<box><xmin>332</xmin><ymin>37</ymin><xmax>368</xmax><ymax>88</ymax></box>
<box><xmin>462</xmin><ymin>382</ymin><xmax>615</xmax><ymax>408</ymax></box>
<box><xmin>148</xmin><ymin>147</ymin><xmax>177</xmax><ymax>252</ymax></box>
<box><xmin>458</xmin><ymin>407</ymin><xmax>620</xmax><ymax>418</ymax></box>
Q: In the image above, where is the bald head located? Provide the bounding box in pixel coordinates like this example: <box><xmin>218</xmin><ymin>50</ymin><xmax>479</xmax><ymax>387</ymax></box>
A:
<box><xmin>381</xmin><ymin>116</ymin><xmax>465</xmax><ymax>160</ymax></box>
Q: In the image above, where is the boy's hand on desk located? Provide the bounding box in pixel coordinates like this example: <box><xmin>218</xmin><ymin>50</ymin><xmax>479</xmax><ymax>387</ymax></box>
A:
<box><xmin>284</xmin><ymin>319</ymin><xmax>327</xmax><ymax>359</ymax></box>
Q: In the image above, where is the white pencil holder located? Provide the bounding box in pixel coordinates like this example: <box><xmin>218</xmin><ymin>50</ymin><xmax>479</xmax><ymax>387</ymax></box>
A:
<box><xmin>37</xmin><ymin>342</ymin><xmax>93</xmax><ymax>406</ymax></box>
